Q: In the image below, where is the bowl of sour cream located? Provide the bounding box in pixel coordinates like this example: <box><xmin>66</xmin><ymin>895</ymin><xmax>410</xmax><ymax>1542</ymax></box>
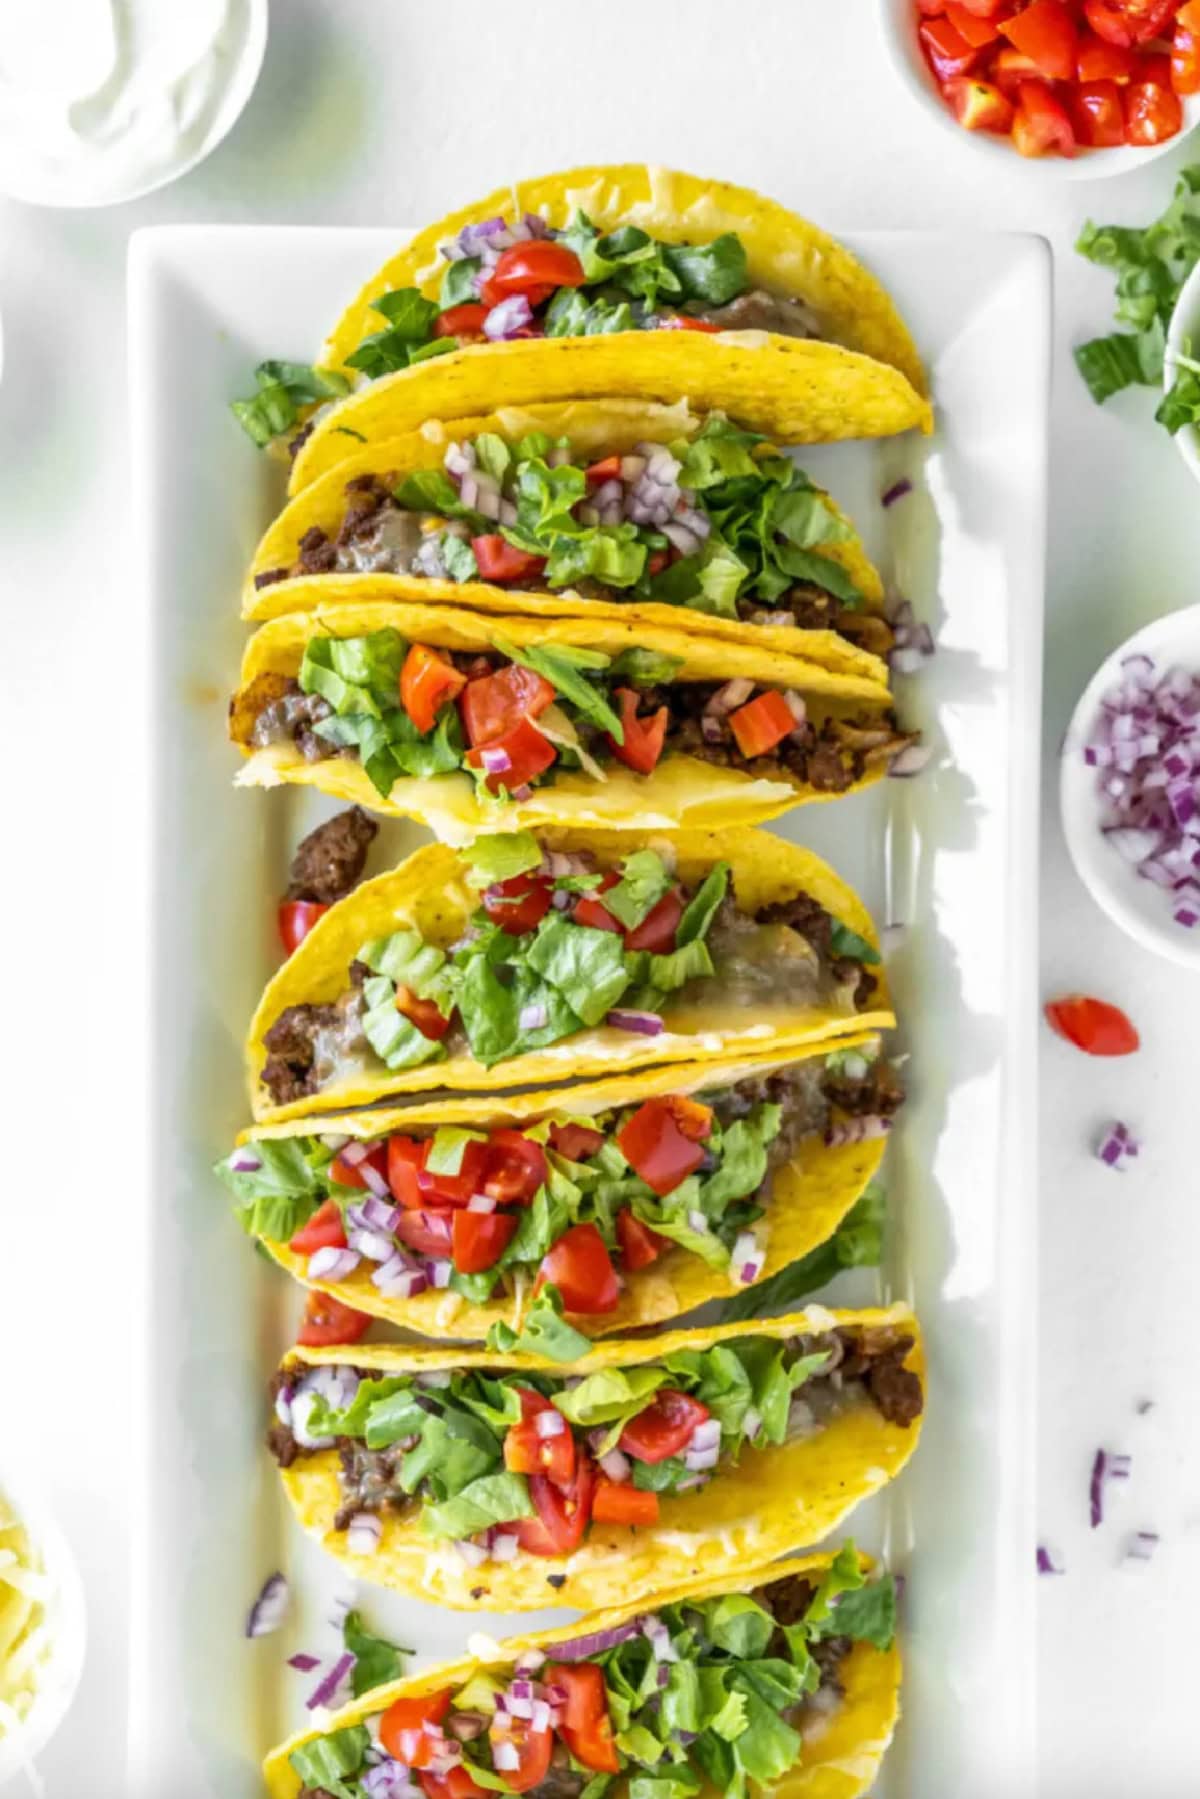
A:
<box><xmin>0</xmin><ymin>0</ymin><xmax>267</xmax><ymax>208</ymax></box>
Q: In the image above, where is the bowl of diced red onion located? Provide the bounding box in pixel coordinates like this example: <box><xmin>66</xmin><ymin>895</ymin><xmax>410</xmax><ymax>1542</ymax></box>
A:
<box><xmin>1061</xmin><ymin>609</ymin><xmax>1200</xmax><ymax>966</ymax></box>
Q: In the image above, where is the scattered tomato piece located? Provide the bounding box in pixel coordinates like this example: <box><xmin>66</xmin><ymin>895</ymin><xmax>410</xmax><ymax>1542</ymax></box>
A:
<box><xmin>592</xmin><ymin>1479</ymin><xmax>660</xmax><ymax>1526</ymax></box>
<box><xmin>277</xmin><ymin>898</ymin><xmax>329</xmax><ymax>956</ymax></box>
<box><xmin>1044</xmin><ymin>994</ymin><xmax>1140</xmax><ymax>1056</ymax></box>
<box><xmin>296</xmin><ymin>1290</ymin><xmax>371</xmax><ymax>1348</ymax></box>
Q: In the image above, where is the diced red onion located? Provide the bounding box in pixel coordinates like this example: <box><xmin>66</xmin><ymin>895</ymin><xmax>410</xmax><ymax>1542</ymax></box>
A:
<box><xmin>782</xmin><ymin>690</ymin><xmax>807</xmax><ymax>728</ymax></box>
<box><xmin>549</xmin><ymin>1621</ymin><xmax>644</xmax><ymax>1662</ymax></box>
<box><xmin>308</xmin><ymin>1246</ymin><xmax>362</xmax><ymax>1281</ymax></box>
<box><xmin>731</xmin><ymin>1229</ymin><xmax>762</xmax><ymax>1284</ymax></box>
<box><xmin>700</xmin><ymin>713</ymin><xmax>726</xmax><ymax>745</ymax></box>
<box><xmin>352</xmin><ymin>1193</ymin><xmax>401</xmax><ymax>1233</ymax></box>
<box><xmin>1096</xmin><ymin>1120</ymin><xmax>1139</xmax><ymax>1169</ymax></box>
<box><xmin>348</xmin><ymin>1226</ymin><xmax>398</xmax><ymax>1263</ymax></box>
<box><xmin>663</xmin><ymin>521</ymin><xmax>701</xmax><ymax>556</ymax></box>
<box><xmin>535</xmin><ymin>1407</ymin><xmax>567</xmax><ymax>1439</ymax></box>
<box><xmin>347</xmin><ymin>1512</ymin><xmax>383</xmax><ymax>1556</ymax></box>
<box><xmin>229</xmin><ymin>1147</ymin><xmax>262</xmax><ymax>1173</ymax></box>
<box><xmin>484</xmin><ymin>295</ymin><xmax>533</xmax><ymax>341</ymax></box>
<box><xmin>490</xmin><ymin>1531</ymin><xmax>520</xmax><ymax>1563</ymax></box>
<box><xmin>519</xmin><ymin>1001</ymin><xmax>548</xmax><ymax>1030</ymax></box>
<box><xmin>373</xmin><ymin>1255</ymin><xmax>428</xmax><ymax>1299</ymax></box>
<box><xmin>510</xmin><ymin>783</ymin><xmax>533</xmax><ymax>801</ymax></box>
<box><xmin>882</xmin><ymin>478</ymin><xmax>913</xmax><ymax>507</ymax></box>
<box><xmin>742</xmin><ymin>1407</ymin><xmax>762</xmax><ymax>1441</ymax></box>
<box><xmin>598</xmin><ymin>1447</ymin><xmax>631</xmax><ymax>1483</ymax></box>
<box><xmin>338</xmin><ymin>1140</ymin><xmax>370</xmax><ymax>1167</ymax></box>
<box><xmin>359</xmin><ymin>1160</ymin><xmax>392</xmax><ymax>1200</ymax></box>
<box><xmin>1036</xmin><ymin>1545</ymin><xmax>1064</xmax><ymax>1576</ymax></box>
<box><xmin>506</xmin><ymin>1684</ymin><xmax>533</xmax><ymax>1718</ymax></box>
<box><xmin>480</xmin><ymin>746</ymin><xmax>513</xmax><ymax>775</ymax></box>
<box><xmin>493</xmin><ymin>1741</ymin><xmax>521</xmax><ymax>1772</ymax></box>
<box><xmin>467</xmin><ymin>1192</ymin><xmax>497</xmax><ymax>1213</ymax></box>
<box><xmin>687</xmin><ymin>1418</ymin><xmax>721</xmax><ymax>1453</ymax></box>
<box><xmin>447</xmin><ymin>1713</ymin><xmax>488</xmax><ymax>1743</ymax></box>
<box><xmin>320</xmin><ymin>1132</ymin><xmax>350</xmax><ymax>1151</ymax></box>
<box><xmin>641</xmin><ymin>1616</ymin><xmax>677</xmax><ymax>1662</ymax></box>
<box><xmin>306</xmin><ymin>1650</ymin><xmax>355</xmax><ymax>1711</ymax></box>
<box><xmin>428</xmin><ymin>1258</ymin><xmax>453</xmax><ymax>1289</ymax></box>
<box><xmin>1090</xmin><ymin>1448</ymin><xmax>1132</xmax><ymax>1528</ymax></box>
<box><xmin>706</xmin><ymin>677</ymin><xmax>754</xmax><ymax>717</ymax></box>
<box><xmin>606</xmin><ymin>1008</ymin><xmax>664</xmax><ymax>1034</ymax></box>
<box><xmin>274</xmin><ymin>1381</ymin><xmax>295</xmax><ymax>1427</ymax></box>
<box><xmin>454</xmin><ymin>1538</ymin><xmax>489</xmax><ymax>1567</ymax></box>
<box><xmin>1121</xmin><ymin>1530</ymin><xmax>1160</xmax><ymax>1565</ymax></box>
<box><xmin>246</xmin><ymin>1571</ymin><xmax>289</xmax><ymax>1639</ymax></box>
<box><xmin>444</xmin><ymin>441</ymin><xmax>474</xmax><ymax>477</ymax></box>
<box><xmin>514</xmin><ymin>1650</ymin><xmax>546</xmax><ymax>1674</ymax></box>
<box><xmin>288</xmin><ymin>1651</ymin><xmax>320</xmax><ymax>1671</ymax></box>
<box><xmin>824</xmin><ymin>1113</ymin><xmax>892</xmax><ymax>1148</ymax></box>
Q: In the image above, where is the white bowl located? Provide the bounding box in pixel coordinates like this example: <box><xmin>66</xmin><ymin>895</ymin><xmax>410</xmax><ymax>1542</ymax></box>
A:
<box><xmin>1165</xmin><ymin>253</ymin><xmax>1200</xmax><ymax>483</ymax></box>
<box><xmin>1061</xmin><ymin>607</ymin><xmax>1200</xmax><ymax>969</ymax></box>
<box><xmin>0</xmin><ymin>0</ymin><xmax>267</xmax><ymax>209</ymax></box>
<box><xmin>0</xmin><ymin>1473</ymin><xmax>86</xmax><ymax>1790</ymax></box>
<box><xmin>879</xmin><ymin>0</ymin><xmax>1200</xmax><ymax>180</ymax></box>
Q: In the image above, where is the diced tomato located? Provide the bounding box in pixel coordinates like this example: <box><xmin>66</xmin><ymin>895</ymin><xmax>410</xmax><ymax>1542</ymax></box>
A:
<box><xmin>616</xmin><ymin>1096</ymin><xmax>712</xmax><ymax>1197</ymax></box>
<box><xmin>296</xmin><ymin>1290</ymin><xmax>372</xmax><ymax>1348</ymax></box>
<box><xmin>465</xmin><ymin>714</ymin><xmax>558</xmax><ymax>794</ymax></box>
<box><xmin>584</xmin><ymin>455</ymin><xmax>622</xmax><ymax>484</ymax></box>
<box><xmin>469</xmin><ymin>536</ymin><xmax>548</xmax><ymax>586</ymax></box>
<box><xmin>400</xmin><ymin>644</ymin><xmax>467</xmax><ymax>734</ymax></box>
<box><xmin>380</xmin><ymin>1689</ymin><xmax>454</xmax><ymax>1768</ymax></box>
<box><xmin>1173</xmin><ymin>21</ymin><xmax>1200</xmax><ymax>91</ymax></box>
<box><xmin>451</xmin><ymin>1208</ymin><xmax>518</xmax><ymax>1273</ymax></box>
<box><xmin>481</xmin><ymin>1129</ymin><xmax>547</xmax><ymax>1203</ymax></box>
<box><xmin>943</xmin><ymin>75</ymin><xmax>1015</xmax><ymax>129</ymax></box>
<box><xmin>482</xmin><ymin>872</ymin><xmax>555</xmax><ymax>935</ymax></box>
<box><xmin>488</xmin><ymin>1715</ymin><xmax>554</xmax><ymax>1794</ymax></box>
<box><xmin>386</xmin><ymin>1135</ymin><xmax>428</xmax><ymax>1208</ymax></box>
<box><xmin>947</xmin><ymin>0</ymin><xmax>1007</xmax><ymax>12</ymax></box>
<box><xmin>460</xmin><ymin>663</ymin><xmax>556</xmax><ymax>748</ymax></box>
<box><xmin>1083</xmin><ymin>0</ymin><xmax>1134</xmax><ymax>44</ymax></box>
<box><xmin>656</xmin><ymin>315</ymin><xmax>723</xmax><ymax>332</ymax></box>
<box><xmin>540</xmin><ymin>1222</ymin><xmax>620</xmax><ymax>1314</ymax></box>
<box><xmin>418</xmin><ymin>1139</ymin><xmax>490</xmax><ymax>1207</ymax></box>
<box><xmin>329</xmin><ymin>1143</ymin><xmax>389</xmax><ymax>1191</ymax></box>
<box><xmin>945</xmin><ymin>0</ymin><xmax>1001</xmax><ymax>42</ymax></box>
<box><xmin>1077</xmin><ymin>28</ymin><xmax>1137</xmax><ymax>79</ymax></box>
<box><xmin>289</xmin><ymin>1198</ymin><xmax>347</xmax><ymax>1256</ymax></box>
<box><xmin>1044</xmin><ymin>994</ymin><xmax>1139</xmax><ymax>1056</ymax></box>
<box><xmin>1073</xmin><ymin>77</ymin><xmax>1127</xmax><ymax>141</ymax></box>
<box><xmin>592</xmin><ymin>1478</ymin><xmax>661</xmax><ymax>1527</ymax></box>
<box><xmin>1111</xmin><ymin>0</ymin><xmax>1176</xmax><ymax>43</ymax></box>
<box><xmin>395</xmin><ymin>985</ymin><xmax>452</xmax><ymax>1041</ymax></box>
<box><xmin>504</xmin><ymin>1409</ymin><xmax>576</xmax><ymax>1484</ymax></box>
<box><xmin>433</xmin><ymin>303</ymin><xmax>489</xmax><ymax>341</ymax></box>
<box><xmin>515</xmin><ymin>1457</ymin><xmax>596</xmax><ymax>1556</ymax></box>
<box><xmin>1136</xmin><ymin>49</ymin><xmax>1173</xmax><ymax>83</ymax></box>
<box><xmin>549</xmin><ymin>1121</ymin><xmax>606</xmax><ymax>1161</ymax></box>
<box><xmin>920</xmin><ymin>14</ymin><xmax>982</xmax><ymax>78</ymax></box>
<box><xmin>485</xmin><ymin>242</ymin><xmax>587</xmax><ymax>304</ymax></box>
<box><xmin>393</xmin><ymin>1207</ymin><xmax>454</xmax><ymax>1257</ymax></box>
<box><xmin>619</xmin><ymin>1390</ymin><xmax>711</xmax><ymax>1464</ymax></box>
<box><xmin>545</xmin><ymin>1663</ymin><xmax>620</xmax><ymax>1774</ymax></box>
<box><xmin>419</xmin><ymin>1769</ymin><xmax>489</xmax><ymax>1799</ymax></box>
<box><xmin>607</xmin><ymin>686</ymin><xmax>669</xmax><ymax>776</ymax></box>
<box><xmin>647</xmin><ymin>550</ymin><xmax>670</xmax><ymax>576</ymax></box>
<box><xmin>615</xmin><ymin>1207</ymin><xmax>669</xmax><ymax>1270</ymax></box>
<box><xmin>1125</xmin><ymin>74</ymin><xmax>1183</xmax><ymax>139</ymax></box>
<box><xmin>998</xmin><ymin>0</ymin><xmax>1077</xmax><ymax>79</ymax></box>
<box><xmin>624</xmin><ymin>887</ymin><xmax>684</xmax><ymax>954</ymax></box>
<box><xmin>728</xmin><ymin>689</ymin><xmax>796</xmax><ymax>759</ymax></box>
<box><xmin>572</xmin><ymin>870</ymin><xmax>622</xmax><ymax>934</ymax></box>
<box><xmin>1179</xmin><ymin>0</ymin><xmax>1200</xmax><ymax>30</ymax></box>
<box><xmin>277</xmin><ymin>899</ymin><xmax>329</xmax><ymax>956</ymax></box>
<box><xmin>1012</xmin><ymin>78</ymin><xmax>1077</xmax><ymax>153</ymax></box>
<box><xmin>991</xmin><ymin>44</ymin><xmax>1044</xmax><ymax>92</ymax></box>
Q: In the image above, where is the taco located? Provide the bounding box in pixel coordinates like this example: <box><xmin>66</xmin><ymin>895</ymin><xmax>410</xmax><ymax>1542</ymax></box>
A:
<box><xmin>268</xmin><ymin>1307</ymin><xmax>924</xmax><ymax>1611</ymax></box>
<box><xmin>217</xmin><ymin>1037</ymin><xmax>900</xmax><ymax>1340</ymax></box>
<box><xmin>229</xmin><ymin>601</ymin><xmax>917</xmax><ymax>844</ymax></box>
<box><xmin>244</xmin><ymin>401</ymin><xmax>893</xmax><ymax>683</ymax></box>
<box><xmin>246</xmin><ymin>827</ymin><xmax>893</xmax><ymax>1125</ymax></box>
<box><xmin>264</xmin><ymin>1546</ymin><xmax>902</xmax><ymax>1799</ymax></box>
<box><xmin>233</xmin><ymin>164</ymin><xmax>929</xmax><ymax>493</ymax></box>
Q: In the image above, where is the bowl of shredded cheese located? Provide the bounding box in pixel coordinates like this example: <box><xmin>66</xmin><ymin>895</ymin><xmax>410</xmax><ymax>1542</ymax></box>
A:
<box><xmin>0</xmin><ymin>1480</ymin><xmax>85</xmax><ymax>1789</ymax></box>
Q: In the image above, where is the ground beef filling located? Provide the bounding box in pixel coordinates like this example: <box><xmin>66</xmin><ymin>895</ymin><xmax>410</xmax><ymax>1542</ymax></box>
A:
<box><xmin>268</xmin><ymin>1331</ymin><xmax>922</xmax><ymax>1522</ymax></box>
<box><xmin>689</xmin><ymin>288</ymin><xmax>821</xmax><ymax>339</ymax></box>
<box><xmin>256</xmin><ymin>882</ymin><xmax>876</xmax><ymax>1108</ymax></box>
<box><xmin>710</xmin><ymin>1054</ymin><xmax>905</xmax><ymax>1189</ymax></box>
<box><xmin>286</xmin><ymin>807</ymin><xmax>378</xmax><ymax>905</ymax></box>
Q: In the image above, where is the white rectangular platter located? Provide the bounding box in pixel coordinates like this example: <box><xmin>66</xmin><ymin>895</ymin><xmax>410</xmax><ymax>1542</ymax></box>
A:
<box><xmin>128</xmin><ymin>226</ymin><xmax>1047</xmax><ymax>1799</ymax></box>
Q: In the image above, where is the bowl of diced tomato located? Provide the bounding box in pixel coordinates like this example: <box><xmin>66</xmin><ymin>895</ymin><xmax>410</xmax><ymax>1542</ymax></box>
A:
<box><xmin>883</xmin><ymin>0</ymin><xmax>1200</xmax><ymax>171</ymax></box>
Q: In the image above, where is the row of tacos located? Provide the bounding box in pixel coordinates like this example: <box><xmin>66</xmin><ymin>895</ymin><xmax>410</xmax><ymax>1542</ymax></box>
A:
<box><xmin>228</xmin><ymin>165</ymin><xmax>932</xmax><ymax>1797</ymax></box>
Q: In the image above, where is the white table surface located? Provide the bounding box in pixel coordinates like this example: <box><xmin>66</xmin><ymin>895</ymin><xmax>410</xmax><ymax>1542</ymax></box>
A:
<box><xmin>3</xmin><ymin>4</ymin><xmax>1198</xmax><ymax>1794</ymax></box>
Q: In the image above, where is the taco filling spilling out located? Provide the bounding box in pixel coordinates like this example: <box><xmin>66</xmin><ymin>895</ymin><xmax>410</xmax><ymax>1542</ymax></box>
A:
<box><xmin>253</xmin><ymin>417</ymin><xmax>893</xmax><ymax>661</ymax></box>
<box><xmin>220</xmin><ymin>1046</ymin><xmax>902</xmax><ymax>1313</ymax></box>
<box><xmin>281</xmin><ymin>1548</ymin><xmax>897</xmax><ymax>1799</ymax></box>
<box><xmin>255</xmin><ymin>837</ymin><xmax>885</xmax><ymax>1109</ymax></box>
<box><xmin>235</xmin><ymin>218</ymin><xmax>827</xmax><ymax>450</ymax></box>
<box><xmin>269</xmin><ymin>1326</ymin><xmax>923</xmax><ymax>1555</ymax></box>
<box><xmin>231</xmin><ymin>623</ymin><xmax>914</xmax><ymax>807</ymax></box>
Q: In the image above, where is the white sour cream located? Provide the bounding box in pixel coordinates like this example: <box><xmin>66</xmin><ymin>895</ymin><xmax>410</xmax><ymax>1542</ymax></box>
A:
<box><xmin>0</xmin><ymin>0</ymin><xmax>266</xmax><ymax>207</ymax></box>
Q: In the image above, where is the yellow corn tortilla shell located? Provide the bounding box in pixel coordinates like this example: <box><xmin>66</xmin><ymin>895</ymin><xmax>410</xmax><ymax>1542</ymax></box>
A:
<box><xmin>242</xmin><ymin>1039</ymin><xmax>887</xmax><ymax>1339</ymax></box>
<box><xmin>290</xmin><ymin>333</ymin><xmax>931</xmax><ymax>496</ymax></box>
<box><xmin>246</xmin><ymin>826</ymin><xmax>894</xmax><ymax>1124</ymax></box>
<box><xmin>245</xmin><ymin>397</ymin><xmax>887</xmax><ymax>686</ymax></box>
<box><xmin>277</xmin><ymin>1306</ymin><xmax>922</xmax><ymax>1612</ymax></box>
<box><xmin>231</xmin><ymin>599</ymin><xmax>897</xmax><ymax>844</ymax></box>
<box><xmin>263</xmin><ymin>1546</ymin><xmax>901</xmax><ymax>1799</ymax></box>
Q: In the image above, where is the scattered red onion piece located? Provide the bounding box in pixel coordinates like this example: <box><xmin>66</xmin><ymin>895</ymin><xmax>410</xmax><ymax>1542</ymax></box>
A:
<box><xmin>607</xmin><ymin>1009</ymin><xmax>664</xmax><ymax>1035</ymax></box>
<box><xmin>824</xmin><ymin>1113</ymin><xmax>892</xmax><ymax>1147</ymax></box>
<box><xmin>245</xmin><ymin>1571</ymin><xmax>290</xmax><ymax>1639</ymax></box>
<box><xmin>306</xmin><ymin>1650</ymin><xmax>356</xmax><ymax>1711</ymax></box>
<box><xmin>1089</xmin><ymin>1448</ymin><xmax>1132</xmax><ymax>1528</ymax></box>
<box><xmin>882</xmin><ymin>478</ymin><xmax>913</xmax><ymax>508</ymax></box>
<box><xmin>288</xmin><ymin>1651</ymin><xmax>320</xmax><ymax>1672</ymax></box>
<box><xmin>1136</xmin><ymin>1398</ymin><xmax>1156</xmax><ymax>1416</ymax></box>
<box><xmin>1036</xmin><ymin>1545</ymin><xmax>1064</xmax><ymax>1576</ymax></box>
<box><xmin>1121</xmin><ymin>1530</ymin><xmax>1160</xmax><ymax>1566</ymax></box>
<box><xmin>1096</xmin><ymin>1120</ymin><xmax>1140</xmax><ymax>1170</ymax></box>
